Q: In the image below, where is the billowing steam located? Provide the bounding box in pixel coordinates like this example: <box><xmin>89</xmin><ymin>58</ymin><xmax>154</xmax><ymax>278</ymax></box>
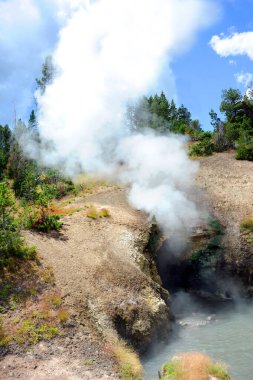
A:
<box><xmin>30</xmin><ymin>0</ymin><xmax>217</xmax><ymax>235</ymax></box>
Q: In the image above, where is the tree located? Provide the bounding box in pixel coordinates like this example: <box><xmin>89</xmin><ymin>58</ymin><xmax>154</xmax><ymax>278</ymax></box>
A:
<box><xmin>150</xmin><ymin>94</ymin><xmax>160</xmax><ymax>116</ymax></box>
<box><xmin>158</xmin><ymin>91</ymin><xmax>170</xmax><ymax>120</ymax></box>
<box><xmin>36</xmin><ymin>56</ymin><xmax>55</xmax><ymax>94</ymax></box>
<box><xmin>177</xmin><ymin>104</ymin><xmax>191</xmax><ymax>125</ymax></box>
<box><xmin>0</xmin><ymin>125</ymin><xmax>11</xmax><ymax>179</ymax></box>
<box><xmin>28</xmin><ymin>110</ymin><xmax>38</xmax><ymax>132</ymax></box>
<box><xmin>0</xmin><ymin>181</ymin><xmax>34</xmax><ymax>265</ymax></box>
<box><xmin>7</xmin><ymin>120</ymin><xmax>40</xmax><ymax>200</ymax></box>
<box><xmin>220</xmin><ymin>88</ymin><xmax>242</xmax><ymax>124</ymax></box>
<box><xmin>168</xmin><ymin>99</ymin><xmax>177</xmax><ymax>122</ymax></box>
<box><xmin>127</xmin><ymin>92</ymin><xmax>194</xmax><ymax>135</ymax></box>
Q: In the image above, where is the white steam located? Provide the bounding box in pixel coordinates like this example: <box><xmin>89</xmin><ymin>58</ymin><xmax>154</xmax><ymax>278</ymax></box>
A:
<box><xmin>33</xmin><ymin>0</ymin><xmax>217</xmax><ymax>235</ymax></box>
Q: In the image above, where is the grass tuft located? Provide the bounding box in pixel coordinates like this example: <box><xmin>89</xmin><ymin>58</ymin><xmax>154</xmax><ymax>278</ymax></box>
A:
<box><xmin>57</xmin><ymin>308</ymin><xmax>70</xmax><ymax>323</ymax></box>
<box><xmin>111</xmin><ymin>340</ymin><xmax>143</xmax><ymax>380</ymax></box>
<box><xmin>98</xmin><ymin>208</ymin><xmax>110</xmax><ymax>218</ymax></box>
<box><xmin>160</xmin><ymin>353</ymin><xmax>231</xmax><ymax>380</ymax></box>
<box><xmin>86</xmin><ymin>207</ymin><xmax>98</xmax><ymax>219</ymax></box>
<box><xmin>208</xmin><ymin>362</ymin><xmax>231</xmax><ymax>380</ymax></box>
<box><xmin>84</xmin><ymin>359</ymin><xmax>93</xmax><ymax>366</ymax></box>
<box><xmin>86</xmin><ymin>207</ymin><xmax>111</xmax><ymax>219</ymax></box>
<box><xmin>240</xmin><ymin>218</ymin><xmax>253</xmax><ymax>233</ymax></box>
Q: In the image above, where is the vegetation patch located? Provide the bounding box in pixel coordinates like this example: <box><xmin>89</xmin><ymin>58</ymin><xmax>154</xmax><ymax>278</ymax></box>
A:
<box><xmin>23</xmin><ymin>185</ymin><xmax>64</xmax><ymax>233</ymax></box>
<box><xmin>0</xmin><ymin>256</ymin><xmax>70</xmax><ymax>349</ymax></box>
<box><xmin>0</xmin><ymin>181</ymin><xmax>36</xmax><ymax>268</ymax></box>
<box><xmin>73</xmin><ymin>174</ymin><xmax>114</xmax><ymax>195</ymax></box>
<box><xmin>160</xmin><ymin>352</ymin><xmax>231</xmax><ymax>380</ymax></box>
<box><xmin>86</xmin><ymin>206</ymin><xmax>111</xmax><ymax>219</ymax></box>
<box><xmin>83</xmin><ymin>359</ymin><xmax>93</xmax><ymax>366</ymax></box>
<box><xmin>208</xmin><ymin>362</ymin><xmax>231</xmax><ymax>380</ymax></box>
<box><xmin>240</xmin><ymin>218</ymin><xmax>253</xmax><ymax>234</ymax></box>
<box><xmin>189</xmin><ymin>218</ymin><xmax>223</xmax><ymax>271</ymax></box>
<box><xmin>189</xmin><ymin>138</ymin><xmax>214</xmax><ymax>157</ymax></box>
<box><xmin>106</xmin><ymin>339</ymin><xmax>143</xmax><ymax>380</ymax></box>
<box><xmin>240</xmin><ymin>218</ymin><xmax>253</xmax><ymax>247</ymax></box>
<box><xmin>48</xmin><ymin>204</ymin><xmax>83</xmax><ymax>217</ymax></box>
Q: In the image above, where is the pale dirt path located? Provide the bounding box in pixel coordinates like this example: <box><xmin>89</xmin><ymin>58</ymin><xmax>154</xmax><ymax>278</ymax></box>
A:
<box><xmin>196</xmin><ymin>151</ymin><xmax>253</xmax><ymax>274</ymax></box>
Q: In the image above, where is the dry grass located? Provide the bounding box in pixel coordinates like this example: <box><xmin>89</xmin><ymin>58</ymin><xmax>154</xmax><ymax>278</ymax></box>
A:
<box><xmin>73</xmin><ymin>174</ymin><xmax>114</xmax><ymax>195</ymax></box>
<box><xmin>48</xmin><ymin>204</ymin><xmax>83</xmax><ymax>217</ymax></box>
<box><xmin>105</xmin><ymin>338</ymin><xmax>143</xmax><ymax>380</ymax></box>
<box><xmin>161</xmin><ymin>353</ymin><xmax>231</xmax><ymax>380</ymax></box>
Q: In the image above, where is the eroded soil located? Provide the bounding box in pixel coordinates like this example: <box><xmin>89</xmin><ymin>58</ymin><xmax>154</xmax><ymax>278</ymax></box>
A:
<box><xmin>1</xmin><ymin>186</ymin><xmax>169</xmax><ymax>379</ymax></box>
<box><xmin>196</xmin><ymin>151</ymin><xmax>253</xmax><ymax>281</ymax></box>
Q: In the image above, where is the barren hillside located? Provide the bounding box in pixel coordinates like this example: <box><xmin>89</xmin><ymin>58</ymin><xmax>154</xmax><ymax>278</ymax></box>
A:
<box><xmin>196</xmin><ymin>151</ymin><xmax>253</xmax><ymax>282</ymax></box>
<box><xmin>1</xmin><ymin>185</ymin><xmax>170</xmax><ymax>380</ymax></box>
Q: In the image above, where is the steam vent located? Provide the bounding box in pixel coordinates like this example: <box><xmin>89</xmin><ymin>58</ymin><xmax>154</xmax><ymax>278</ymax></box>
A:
<box><xmin>1</xmin><ymin>1</ymin><xmax>253</xmax><ymax>380</ymax></box>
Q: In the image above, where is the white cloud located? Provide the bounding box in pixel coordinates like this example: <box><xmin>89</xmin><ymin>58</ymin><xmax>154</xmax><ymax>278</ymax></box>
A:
<box><xmin>210</xmin><ymin>31</ymin><xmax>253</xmax><ymax>60</ymax></box>
<box><xmin>235</xmin><ymin>72</ymin><xmax>253</xmax><ymax>87</ymax></box>
<box><xmin>229</xmin><ymin>59</ymin><xmax>237</xmax><ymax>65</ymax></box>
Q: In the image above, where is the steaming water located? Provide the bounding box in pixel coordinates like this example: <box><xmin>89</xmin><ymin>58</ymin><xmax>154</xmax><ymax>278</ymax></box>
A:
<box><xmin>143</xmin><ymin>293</ymin><xmax>253</xmax><ymax>380</ymax></box>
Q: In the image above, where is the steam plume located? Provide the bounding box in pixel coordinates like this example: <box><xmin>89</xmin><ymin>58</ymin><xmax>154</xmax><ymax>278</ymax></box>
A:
<box><xmin>32</xmin><ymin>0</ymin><xmax>217</xmax><ymax>236</ymax></box>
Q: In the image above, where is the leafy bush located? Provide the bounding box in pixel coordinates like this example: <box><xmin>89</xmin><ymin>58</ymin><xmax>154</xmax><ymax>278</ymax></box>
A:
<box><xmin>236</xmin><ymin>138</ymin><xmax>253</xmax><ymax>161</ymax></box>
<box><xmin>31</xmin><ymin>214</ymin><xmax>63</xmax><ymax>233</ymax></box>
<box><xmin>0</xmin><ymin>181</ymin><xmax>35</xmax><ymax>267</ymax></box>
<box><xmin>24</xmin><ymin>185</ymin><xmax>63</xmax><ymax>233</ymax></box>
<box><xmin>189</xmin><ymin>138</ymin><xmax>214</xmax><ymax>157</ymax></box>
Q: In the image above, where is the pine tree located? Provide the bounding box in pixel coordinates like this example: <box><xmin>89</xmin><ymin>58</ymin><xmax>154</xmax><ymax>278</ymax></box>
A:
<box><xmin>36</xmin><ymin>56</ymin><xmax>54</xmax><ymax>94</ymax></box>
<box><xmin>159</xmin><ymin>91</ymin><xmax>170</xmax><ymax>120</ymax></box>
<box><xmin>28</xmin><ymin>110</ymin><xmax>37</xmax><ymax>131</ymax></box>
<box><xmin>0</xmin><ymin>125</ymin><xmax>11</xmax><ymax>179</ymax></box>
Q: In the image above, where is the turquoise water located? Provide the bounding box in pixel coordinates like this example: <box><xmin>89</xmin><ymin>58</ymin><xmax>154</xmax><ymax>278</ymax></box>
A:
<box><xmin>143</xmin><ymin>293</ymin><xmax>253</xmax><ymax>380</ymax></box>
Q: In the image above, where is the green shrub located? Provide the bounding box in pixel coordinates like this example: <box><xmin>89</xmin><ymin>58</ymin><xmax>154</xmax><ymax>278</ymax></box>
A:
<box><xmin>0</xmin><ymin>181</ymin><xmax>35</xmax><ymax>267</ymax></box>
<box><xmin>24</xmin><ymin>185</ymin><xmax>63</xmax><ymax>233</ymax></box>
<box><xmin>208</xmin><ymin>217</ymin><xmax>224</xmax><ymax>235</ymax></box>
<box><xmin>236</xmin><ymin>139</ymin><xmax>253</xmax><ymax>161</ymax></box>
<box><xmin>189</xmin><ymin>138</ymin><xmax>214</xmax><ymax>157</ymax></box>
<box><xmin>31</xmin><ymin>214</ymin><xmax>63</xmax><ymax>233</ymax></box>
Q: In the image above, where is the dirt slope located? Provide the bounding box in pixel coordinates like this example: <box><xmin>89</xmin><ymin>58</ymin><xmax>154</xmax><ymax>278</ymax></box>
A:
<box><xmin>196</xmin><ymin>151</ymin><xmax>253</xmax><ymax>281</ymax></box>
<box><xmin>1</xmin><ymin>186</ymin><xmax>170</xmax><ymax>380</ymax></box>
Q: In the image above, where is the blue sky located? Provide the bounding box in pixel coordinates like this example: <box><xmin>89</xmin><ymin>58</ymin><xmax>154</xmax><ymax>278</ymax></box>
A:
<box><xmin>0</xmin><ymin>0</ymin><xmax>252</xmax><ymax>131</ymax></box>
<box><xmin>171</xmin><ymin>0</ymin><xmax>253</xmax><ymax>130</ymax></box>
